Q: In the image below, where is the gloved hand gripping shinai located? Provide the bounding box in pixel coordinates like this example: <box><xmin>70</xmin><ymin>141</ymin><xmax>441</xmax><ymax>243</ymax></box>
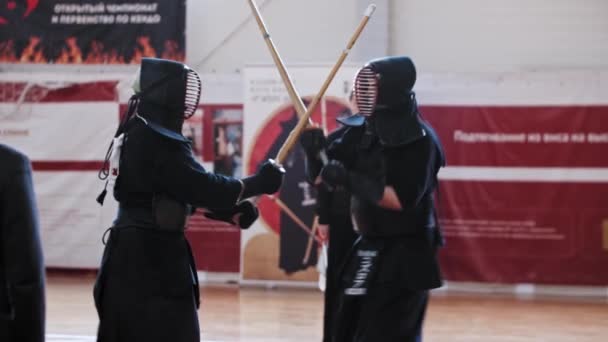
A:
<box><xmin>240</xmin><ymin>159</ymin><xmax>285</xmax><ymax>199</ymax></box>
<box><xmin>299</xmin><ymin>127</ymin><xmax>327</xmax><ymax>181</ymax></box>
<box><xmin>320</xmin><ymin>160</ymin><xmax>385</xmax><ymax>204</ymax></box>
<box><xmin>204</xmin><ymin>200</ymin><xmax>259</xmax><ymax>229</ymax></box>
<box><xmin>300</xmin><ymin>127</ymin><xmax>326</xmax><ymax>159</ymax></box>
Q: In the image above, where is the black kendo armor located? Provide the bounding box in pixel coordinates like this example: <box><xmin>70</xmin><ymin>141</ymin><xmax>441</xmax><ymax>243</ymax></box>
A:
<box><xmin>94</xmin><ymin>58</ymin><xmax>283</xmax><ymax>342</ymax></box>
<box><xmin>96</xmin><ymin>58</ymin><xmax>207</xmax><ymax>231</ymax></box>
<box><xmin>98</xmin><ymin>58</ymin><xmax>282</xmax><ymax>228</ymax></box>
<box><xmin>324</xmin><ymin>57</ymin><xmax>446</xmax><ymax>342</ymax></box>
<box><xmin>332</xmin><ymin>56</ymin><xmax>446</xmax><ymax>238</ymax></box>
<box><xmin>116</xmin><ymin>58</ymin><xmax>201</xmax><ymax>229</ymax></box>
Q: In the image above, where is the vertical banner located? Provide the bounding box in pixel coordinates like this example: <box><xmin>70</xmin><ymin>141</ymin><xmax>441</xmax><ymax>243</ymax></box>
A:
<box><xmin>242</xmin><ymin>65</ymin><xmax>358</xmax><ymax>283</ymax></box>
<box><xmin>0</xmin><ymin>81</ymin><xmax>119</xmax><ymax>268</ymax></box>
<box><xmin>0</xmin><ymin>1</ymin><xmax>185</xmax><ymax>63</ymax></box>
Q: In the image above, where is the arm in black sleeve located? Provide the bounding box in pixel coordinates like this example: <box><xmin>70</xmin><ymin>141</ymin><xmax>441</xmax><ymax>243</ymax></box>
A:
<box><xmin>386</xmin><ymin>136</ymin><xmax>437</xmax><ymax>209</ymax></box>
<box><xmin>1</xmin><ymin>151</ymin><xmax>45</xmax><ymax>340</ymax></box>
<box><xmin>315</xmin><ymin>184</ymin><xmax>333</xmax><ymax>225</ymax></box>
<box><xmin>156</xmin><ymin>141</ymin><xmax>243</xmax><ymax>209</ymax></box>
<box><xmin>304</xmin><ymin>154</ymin><xmax>324</xmax><ymax>184</ymax></box>
<box><xmin>326</xmin><ymin>127</ymin><xmax>356</xmax><ymax>166</ymax></box>
<box><xmin>299</xmin><ymin>127</ymin><xmax>326</xmax><ymax>183</ymax></box>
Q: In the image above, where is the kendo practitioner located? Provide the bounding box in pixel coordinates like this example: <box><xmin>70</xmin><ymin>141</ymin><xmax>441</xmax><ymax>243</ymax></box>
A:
<box><xmin>0</xmin><ymin>144</ymin><xmax>46</xmax><ymax>342</ymax></box>
<box><xmin>93</xmin><ymin>58</ymin><xmax>285</xmax><ymax>342</ymax></box>
<box><xmin>300</xmin><ymin>123</ymin><xmax>358</xmax><ymax>342</ymax></box>
<box><xmin>317</xmin><ymin>56</ymin><xmax>446</xmax><ymax>342</ymax></box>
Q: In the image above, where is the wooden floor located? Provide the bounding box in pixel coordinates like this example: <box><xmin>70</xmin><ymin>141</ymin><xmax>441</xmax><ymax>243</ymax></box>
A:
<box><xmin>46</xmin><ymin>274</ymin><xmax>608</xmax><ymax>342</ymax></box>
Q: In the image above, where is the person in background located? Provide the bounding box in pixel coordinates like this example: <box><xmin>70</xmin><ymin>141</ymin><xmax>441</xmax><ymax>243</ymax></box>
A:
<box><xmin>299</xmin><ymin>93</ymin><xmax>359</xmax><ymax>342</ymax></box>
<box><xmin>0</xmin><ymin>144</ymin><xmax>45</xmax><ymax>342</ymax></box>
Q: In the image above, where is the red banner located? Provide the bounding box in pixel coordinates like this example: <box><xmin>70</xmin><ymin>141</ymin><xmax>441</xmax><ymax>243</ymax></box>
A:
<box><xmin>422</xmin><ymin>106</ymin><xmax>608</xmax><ymax>167</ymax></box>
<box><xmin>438</xmin><ymin>181</ymin><xmax>608</xmax><ymax>285</ymax></box>
<box><xmin>422</xmin><ymin>106</ymin><xmax>608</xmax><ymax>285</ymax></box>
<box><xmin>186</xmin><ymin>212</ymin><xmax>241</xmax><ymax>273</ymax></box>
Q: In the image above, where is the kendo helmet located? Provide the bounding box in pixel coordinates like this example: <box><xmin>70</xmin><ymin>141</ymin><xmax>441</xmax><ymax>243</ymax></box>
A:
<box><xmin>353</xmin><ymin>56</ymin><xmax>416</xmax><ymax>116</ymax></box>
<box><xmin>344</xmin><ymin>56</ymin><xmax>424</xmax><ymax>146</ymax></box>
<box><xmin>133</xmin><ymin>57</ymin><xmax>202</xmax><ymax>119</ymax></box>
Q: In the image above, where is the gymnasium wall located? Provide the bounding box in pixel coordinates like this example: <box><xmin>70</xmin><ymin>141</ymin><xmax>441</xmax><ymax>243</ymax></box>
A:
<box><xmin>186</xmin><ymin>0</ymin><xmax>386</xmax><ymax>73</ymax></box>
<box><xmin>187</xmin><ymin>0</ymin><xmax>608</xmax><ymax>73</ymax></box>
<box><xmin>390</xmin><ymin>0</ymin><xmax>608</xmax><ymax>72</ymax></box>
<box><xmin>1</xmin><ymin>0</ymin><xmax>607</xmax><ymax>286</ymax></box>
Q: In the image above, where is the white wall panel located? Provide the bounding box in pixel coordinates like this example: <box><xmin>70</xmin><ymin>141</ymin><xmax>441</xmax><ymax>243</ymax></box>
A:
<box><xmin>390</xmin><ymin>0</ymin><xmax>608</xmax><ymax>72</ymax></box>
<box><xmin>187</xmin><ymin>0</ymin><xmax>363</xmax><ymax>72</ymax></box>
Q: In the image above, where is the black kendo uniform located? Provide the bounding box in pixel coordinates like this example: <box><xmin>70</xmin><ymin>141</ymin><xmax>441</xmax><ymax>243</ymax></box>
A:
<box><xmin>93</xmin><ymin>58</ymin><xmax>284</xmax><ymax>342</ymax></box>
<box><xmin>0</xmin><ymin>144</ymin><xmax>45</xmax><ymax>342</ymax></box>
<box><xmin>300</xmin><ymin>125</ymin><xmax>358</xmax><ymax>342</ymax></box>
<box><xmin>319</xmin><ymin>57</ymin><xmax>446</xmax><ymax>342</ymax></box>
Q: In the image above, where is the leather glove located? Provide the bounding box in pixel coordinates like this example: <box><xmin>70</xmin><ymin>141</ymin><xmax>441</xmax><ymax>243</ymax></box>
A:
<box><xmin>319</xmin><ymin>160</ymin><xmax>349</xmax><ymax>188</ymax></box>
<box><xmin>320</xmin><ymin>159</ymin><xmax>384</xmax><ymax>204</ymax></box>
<box><xmin>241</xmin><ymin>159</ymin><xmax>285</xmax><ymax>199</ymax></box>
<box><xmin>300</xmin><ymin>128</ymin><xmax>327</xmax><ymax>182</ymax></box>
<box><xmin>204</xmin><ymin>200</ymin><xmax>259</xmax><ymax>229</ymax></box>
<box><xmin>299</xmin><ymin>127</ymin><xmax>326</xmax><ymax>158</ymax></box>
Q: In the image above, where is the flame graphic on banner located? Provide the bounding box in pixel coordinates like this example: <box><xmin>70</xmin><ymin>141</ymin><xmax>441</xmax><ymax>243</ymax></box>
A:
<box><xmin>19</xmin><ymin>36</ymin><xmax>45</xmax><ymax>63</ymax></box>
<box><xmin>161</xmin><ymin>40</ymin><xmax>185</xmax><ymax>61</ymax></box>
<box><xmin>84</xmin><ymin>41</ymin><xmax>125</xmax><ymax>64</ymax></box>
<box><xmin>55</xmin><ymin>37</ymin><xmax>82</xmax><ymax>64</ymax></box>
<box><xmin>4</xmin><ymin>36</ymin><xmax>183</xmax><ymax>64</ymax></box>
<box><xmin>0</xmin><ymin>40</ymin><xmax>17</xmax><ymax>62</ymax></box>
<box><xmin>130</xmin><ymin>37</ymin><xmax>157</xmax><ymax>64</ymax></box>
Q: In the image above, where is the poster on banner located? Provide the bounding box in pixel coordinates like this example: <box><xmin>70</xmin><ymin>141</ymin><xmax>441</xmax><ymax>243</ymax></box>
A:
<box><xmin>186</xmin><ymin>105</ymin><xmax>244</xmax><ymax>272</ymax></box>
<box><xmin>0</xmin><ymin>81</ymin><xmax>120</xmax><ymax>268</ymax></box>
<box><xmin>210</xmin><ymin>107</ymin><xmax>244</xmax><ymax>177</ymax></box>
<box><xmin>241</xmin><ymin>64</ymin><xmax>359</xmax><ymax>283</ymax></box>
<box><xmin>422</xmin><ymin>105</ymin><xmax>608</xmax><ymax>285</ymax></box>
<box><xmin>0</xmin><ymin>0</ymin><xmax>185</xmax><ymax>64</ymax></box>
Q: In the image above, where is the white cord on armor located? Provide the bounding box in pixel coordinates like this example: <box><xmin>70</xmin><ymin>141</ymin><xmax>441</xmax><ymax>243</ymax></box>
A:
<box><xmin>107</xmin><ymin>133</ymin><xmax>125</xmax><ymax>192</ymax></box>
<box><xmin>135</xmin><ymin>113</ymin><xmax>148</xmax><ymax>125</ymax></box>
<box><xmin>236</xmin><ymin>179</ymin><xmax>246</xmax><ymax>204</ymax></box>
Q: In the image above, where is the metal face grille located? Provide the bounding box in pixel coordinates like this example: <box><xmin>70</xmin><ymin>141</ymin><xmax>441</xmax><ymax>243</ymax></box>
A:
<box><xmin>354</xmin><ymin>66</ymin><xmax>378</xmax><ymax>116</ymax></box>
<box><xmin>184</xmin><ymin>68</ymin><xmax>202</xmax><ymax>118</ymax></box>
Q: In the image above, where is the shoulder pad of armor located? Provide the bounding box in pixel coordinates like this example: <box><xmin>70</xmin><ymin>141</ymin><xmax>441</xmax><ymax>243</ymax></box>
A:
<box><xmin>336</xmin><ymin>113</ymin><xmax>366</xmax><ymax>127</ymax></box>
<box><xmin>136</xmin><ymin>115</ymin><xmax>190</xmax><ymax>143</ymax></box>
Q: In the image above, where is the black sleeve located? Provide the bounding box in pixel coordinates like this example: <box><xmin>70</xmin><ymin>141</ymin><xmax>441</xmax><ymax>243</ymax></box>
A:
<box><xmin>0</xmin><ymin>152</ymin><xmax>45</xmax><ymax>341</ymax></box>
<box><xmin>326</xmin><ymin>126</ymin><xmax>362</xmax><ymax>168</ymax></box>
<box><xmin>315</xmin><ymin>184</ymin><xmax>332</xmax><ymax>225</ymax></box>
<box><xmin>303</xmin><ymin>155</ymin><xmax>323</xmax><ymax>184</ymax></box>
<box><xmin>304</xmin><ymin>126</ymin><xmax>352</xmax><ymax>182</ymax></box>
<box><xmin>386</xmin><ymin>136</ymin><xmax>437</xmax><ymax>209</ymax></box>
<box><xmin>156</xmin><ymin>141</ymin><xmax>243</xmax><ymax>209</ymax></box>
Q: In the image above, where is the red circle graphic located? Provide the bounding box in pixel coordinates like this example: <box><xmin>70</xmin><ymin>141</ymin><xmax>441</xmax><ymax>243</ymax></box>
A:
<box><xmin>246</xmin><ymin>96</ymin><xmax>352</xmax><ymax>235</ymax></box>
